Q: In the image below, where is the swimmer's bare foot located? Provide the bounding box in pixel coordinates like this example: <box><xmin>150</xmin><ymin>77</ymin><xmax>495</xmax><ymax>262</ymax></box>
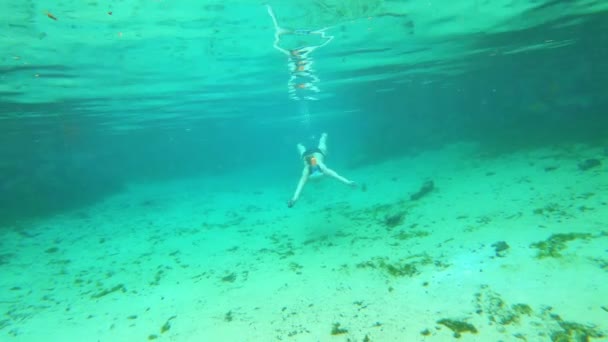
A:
<box><xmin>287</xmin><ymin>199</ymin><xmax>295</xmax><ymax>208</ymax></box>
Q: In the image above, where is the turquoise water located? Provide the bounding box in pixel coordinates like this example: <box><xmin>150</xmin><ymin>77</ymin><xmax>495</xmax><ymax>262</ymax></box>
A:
<box><xmin>1</xmin><ymin>1</ymin><xmax>607</xmax><ymax>341</ymax></box>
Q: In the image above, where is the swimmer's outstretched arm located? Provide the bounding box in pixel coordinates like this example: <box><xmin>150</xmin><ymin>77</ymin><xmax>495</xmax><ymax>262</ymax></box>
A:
<box><xmin>288</xmin><ymin>167</ymin><xmax>309</xmax><ymax>207</ymax></box>
<box><xmin>319</xmin><ymin>163</ymin><xmax>356</xmax><ymax>187</ymax></box>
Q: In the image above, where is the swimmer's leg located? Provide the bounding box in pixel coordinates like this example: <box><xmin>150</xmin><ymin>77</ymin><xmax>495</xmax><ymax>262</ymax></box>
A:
<box><xmin>318</xmin><ymin>133</ymin><xmax>328</xmax><ymax>155</ymax></box>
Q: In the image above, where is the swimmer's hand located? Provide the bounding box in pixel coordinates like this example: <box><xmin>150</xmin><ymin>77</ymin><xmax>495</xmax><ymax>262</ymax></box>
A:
<box><xmin>347</xmin><ymin>180</ymin><xmax>357</xmax><ymax>188</ymax></box>
<box><xmin>287</xmin><ymin>199</ymin><xmax>295</xmax><ymax>208</ymax></box>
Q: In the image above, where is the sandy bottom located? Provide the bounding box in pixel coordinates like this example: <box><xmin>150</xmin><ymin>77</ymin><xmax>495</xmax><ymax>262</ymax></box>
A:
<box><xmin>1</xmin><ymin>142</ymin><xmax>607</xmax><ymax>341</ymax></box>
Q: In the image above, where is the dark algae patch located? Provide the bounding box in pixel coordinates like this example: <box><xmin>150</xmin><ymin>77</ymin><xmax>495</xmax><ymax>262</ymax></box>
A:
<box><xmin>473</xmin><ymin>286</ymin><xmax>606</xmax><ymax>340</ymax></box>
<box><xmin>45</xmin><ymin>247</ymin><xmax>59</xmax><ymax>254</ymax></box>
<box><xmin>578</xmin><ymin>158</ymin><xmax>601</xmax><ymax>171</ymax></box>
<box><xmin>411</xmin><ymin>180</ymin><xmax>434</xmax><ymax>201</ymax></box>
<box><xmin>383</xmin><ymin>211</ymin><xmax>405</xmax><ymax>228</ymax></box>
<box><xmin>150</xmin><ymin>269</ymin><xmax>165</xmax><ymax>286</ymax></box>
<box><xmin>0</xmin><ymin>253</ymin><xmax>14</xmax><ymax>265</ymax></box>
<box><xmin>475</xmin><ymin>287</ymin><xmax>533</xmax><ymax>326</ymax></box>
<box><xmin>393</xmin><ymin>230</ymin><xmax>429</xmax><ymax>241</ymax></box>
<box><xmin>530</xmin><ymin>233</ymin><xmax>592</xmax><ymax>258</ymax></box>
<box><xmin>356</xmin><ymin>255</ymin><xmax>433</xmax><ymax>277</ymax></box>
<box><xmin>532</xmin><ymin>202</ymin><xmax>574</xmax><ymax>219</ymax></box>
<box><xmin>160</xmin><ymin>315</ymin><xmax>177</xmax><ymax>334</ymax></box>
<box><xmin>550</xmin><ymin>318</ymin><xmax>605</xmax><ymax>341</ymax></box>
<box><xmin>90</xmin><ymin>284</ymin><xmax>126</xmax><ymax>299</ymax></box>
<box><xmin>437</xmin><ymin>319</ymin><xmax>477</xmax><ymax>338</ymax></box>
<box><xmin>331</xmin><ymin>322</ymin><xmax>348</xmax><ymax>335</ymax></box>
<box><xmin>221</xmin><ymin>272</ymin><xmax>237</xmax><ymax>282</ymax></box>
<box><xmin>382</xmin><ymin>261</ymin><xmax>417</xmax><ymax>277</ymax></box>
<box><xmin>148</xmin><ymin>315</ymin><xmax>176</xmax><ymax>339</ymax></box>
<box><xmin>512</xmin><ymin>304</ymin><xmax>532</xmax><ymax>316</ymax></box>
<box><xmin>491</xmin><ymin>241</ymin><xmax>509</xmax><ymax>257</ymax></box>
